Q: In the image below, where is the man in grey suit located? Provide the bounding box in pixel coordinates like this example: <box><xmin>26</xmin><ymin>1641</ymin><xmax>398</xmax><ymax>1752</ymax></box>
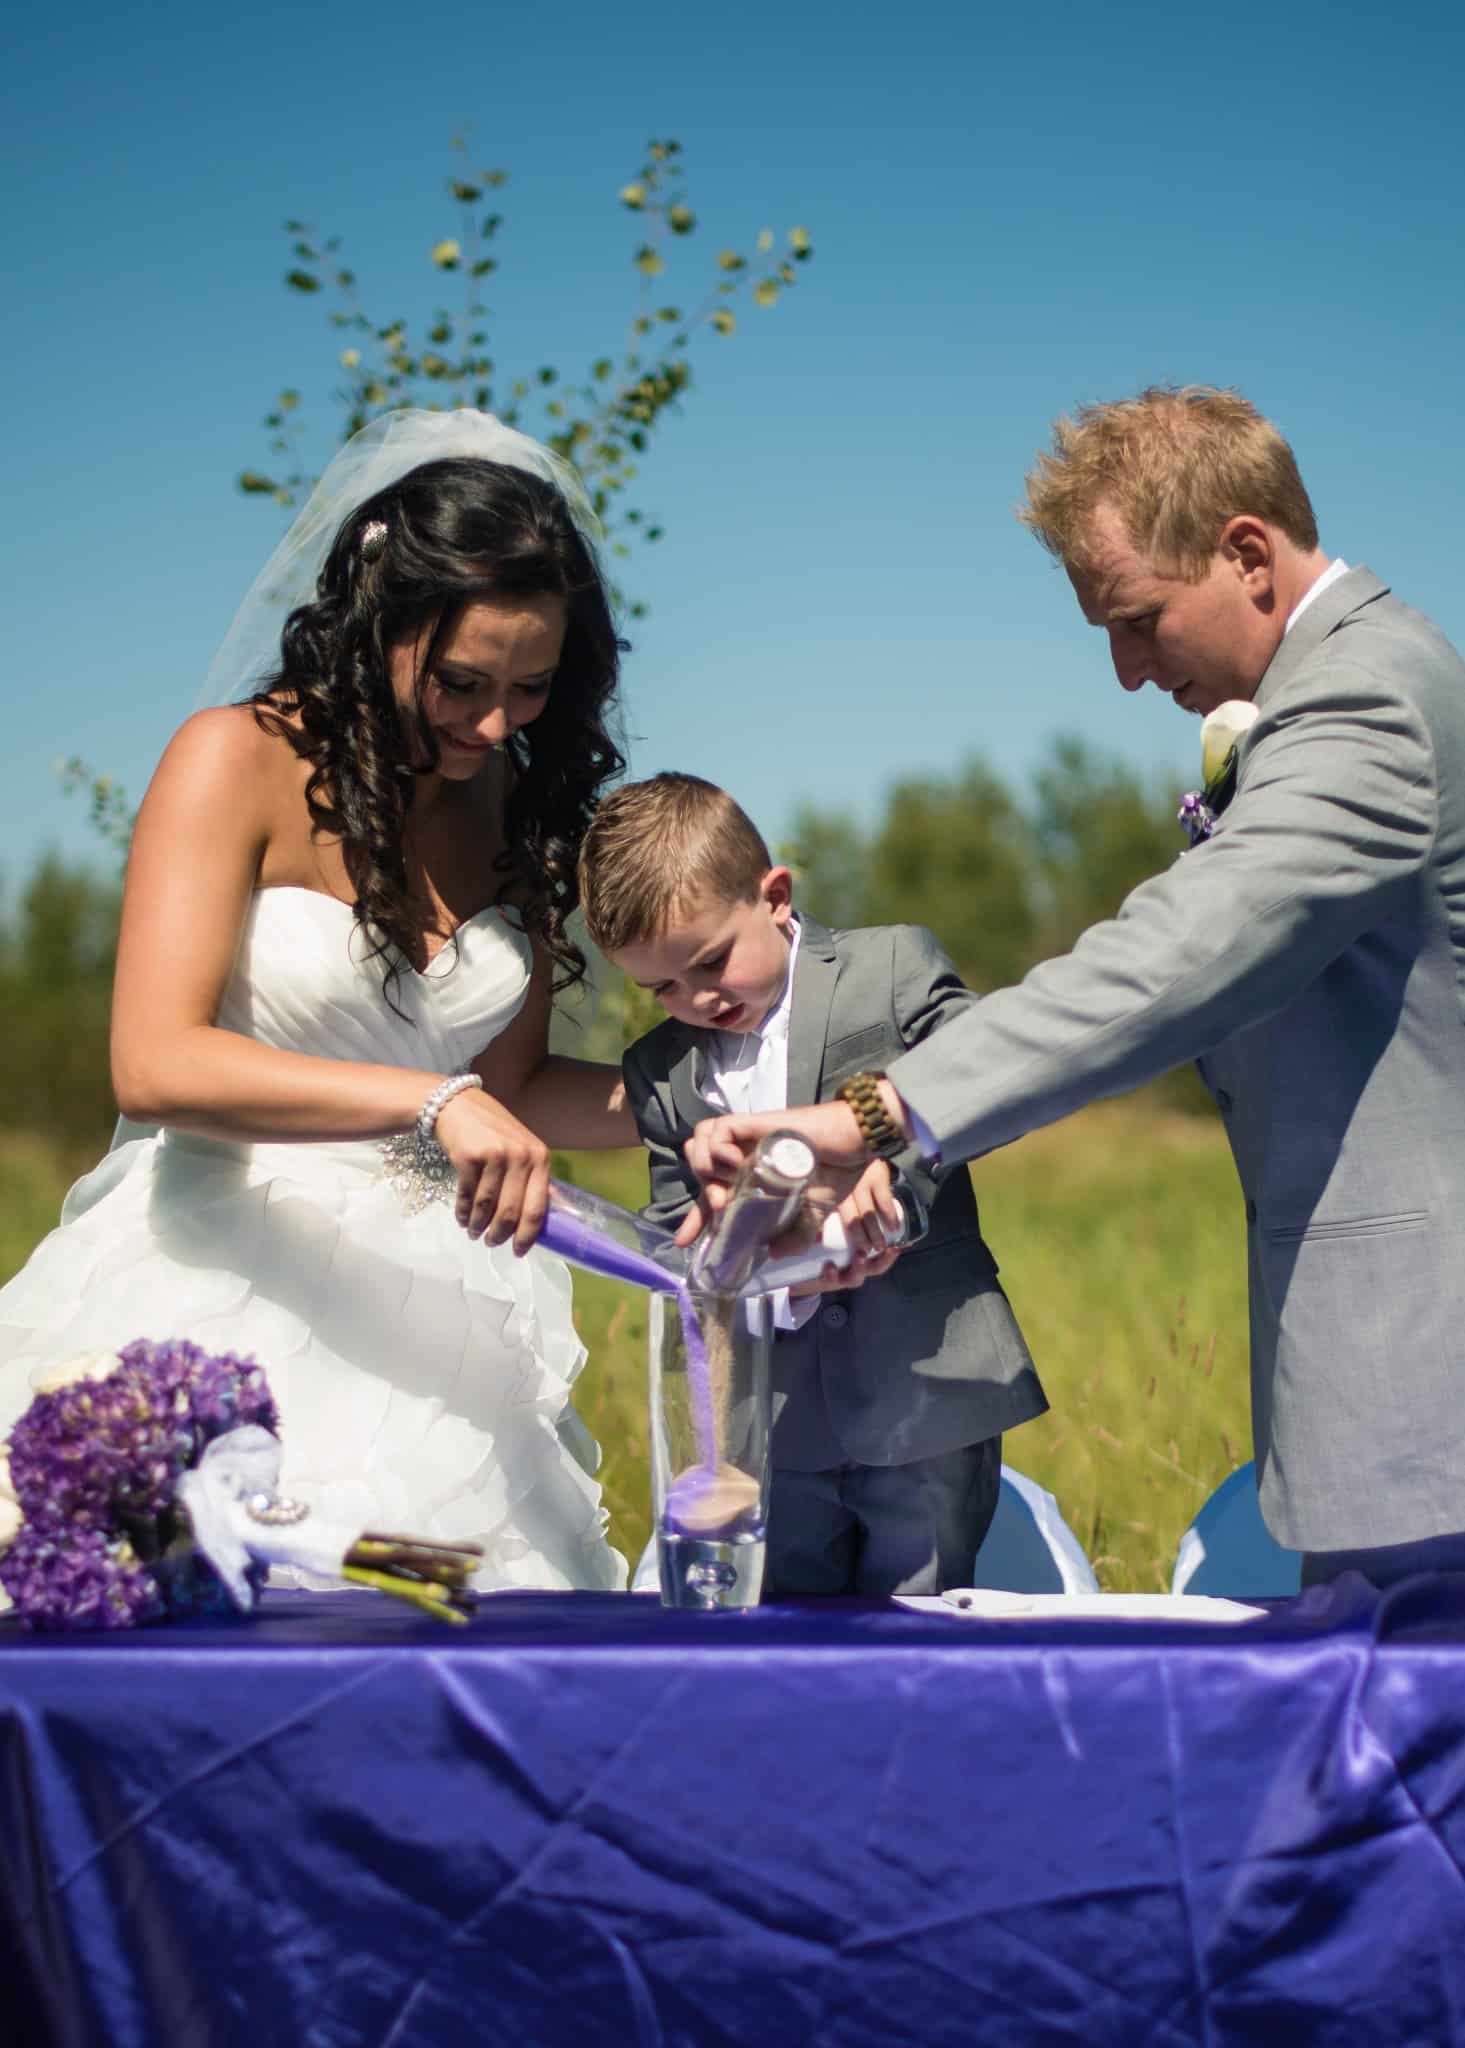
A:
<box><xmin>684</xmin><ymin>385</ymin><xmax>1465</xmax><ymax>1590</ymax></box>
<box><xmin>579</xmin><ymin>773</ymin><xmax>1047</xmax><ymax>1596</ymax></box>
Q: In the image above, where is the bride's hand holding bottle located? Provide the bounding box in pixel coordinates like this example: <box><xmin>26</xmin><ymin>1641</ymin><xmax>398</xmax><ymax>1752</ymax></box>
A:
<box><xmin>435</xmin><ymin>1085</ymin><xmax>552</xmax><ymax>1257</ymax></box>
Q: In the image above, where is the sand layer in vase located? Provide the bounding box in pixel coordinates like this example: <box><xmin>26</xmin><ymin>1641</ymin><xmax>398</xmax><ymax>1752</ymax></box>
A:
<box><xmin>663</xmin><ymin>1461</ymin><xmax>762</xmax><ymax>1536</ymax></box>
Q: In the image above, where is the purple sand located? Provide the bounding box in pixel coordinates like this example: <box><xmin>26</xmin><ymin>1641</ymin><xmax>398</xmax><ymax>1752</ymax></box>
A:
<box><xmin>538</xmin><ymin>1206</ymin><xmax>718</xmax><ymax>1472</ymax></box>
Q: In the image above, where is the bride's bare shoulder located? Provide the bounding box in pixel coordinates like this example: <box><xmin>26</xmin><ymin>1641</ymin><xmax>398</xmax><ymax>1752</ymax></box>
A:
<box><xmin>154</xmin><ymin>705</ymin><xmax>301</xmax><ymax>789</ymax></box>
<box><xmin>138</xmin><ymin>708</ymin><xmax>309</xmax><ymax>855</ymax></box>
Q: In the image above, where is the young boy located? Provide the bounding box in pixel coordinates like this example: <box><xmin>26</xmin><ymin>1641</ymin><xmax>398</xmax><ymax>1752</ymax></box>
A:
<box><xmin>578</xmin><ymin>773</ymin><xmax>1047</xmax><ymax>1597</ymax></box>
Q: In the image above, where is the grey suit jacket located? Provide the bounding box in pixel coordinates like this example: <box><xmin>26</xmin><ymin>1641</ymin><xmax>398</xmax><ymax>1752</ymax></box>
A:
<box><xmin>889</xmin><ymin>568</ymin><xmax>1465</xmax><ymax>1549</ymax></box>
<box><xmin>622</xmin><ymin>919</ymin><xmax>1047</xmax><ymax>1470</ymax></box>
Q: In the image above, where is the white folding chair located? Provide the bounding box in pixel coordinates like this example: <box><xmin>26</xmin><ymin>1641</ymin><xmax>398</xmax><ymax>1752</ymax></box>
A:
<box><xmin>969</xmin><ymin>1467</ymin><xmax>1100</xmax><ymax>1594</ymax></box>
<box><xmin>1171</xmin><ymin>1460</ymin><xmax>1302</xmax><ymax>1597</ymax></box>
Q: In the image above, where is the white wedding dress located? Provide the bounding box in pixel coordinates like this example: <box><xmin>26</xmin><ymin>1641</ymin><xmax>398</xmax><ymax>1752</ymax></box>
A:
<box><xmin>0</xmin><ymin>887</ymin><xmax>628</xmax><ymax>1593</ymax></box>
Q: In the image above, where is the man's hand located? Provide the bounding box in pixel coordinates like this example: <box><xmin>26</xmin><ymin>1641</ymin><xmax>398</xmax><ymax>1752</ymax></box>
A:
<box><xmin>675</xmin><ymin>1085</ymin><xmax>916</xmax><ymax>1245</ymax></box>
<box><xmin>673</xmin><ymin>1101</ymin><xmax>873</xmax><ymax>1252</ymax></box>
<box><xmin>681</xmin><ymin>1100</ymin><xmax>874</xmax><ymax>1195</ymax></box>
<box><xmin>673</xmin><ymin>1103</ymin><xmax>913</xmax><ymax>1301</ymax></box>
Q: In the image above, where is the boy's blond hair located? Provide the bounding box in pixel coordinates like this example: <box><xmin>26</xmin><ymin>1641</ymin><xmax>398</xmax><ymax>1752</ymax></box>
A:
<box><xmin>1020</xmin><ymin>385</ymin><xmax>1319</xmax><ymax>582</ymax></box>
<box><xmin>579</xmin><ymin>773</ymin><xmax>773</xmax><ymax>953</ymax></box>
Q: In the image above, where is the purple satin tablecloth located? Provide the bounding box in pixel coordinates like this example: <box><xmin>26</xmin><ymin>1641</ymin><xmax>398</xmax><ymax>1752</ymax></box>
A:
<box><xmin>3</xmin><ymin>1577</ymin><xmax>1464</xmax><ymax>2047</ymax></box>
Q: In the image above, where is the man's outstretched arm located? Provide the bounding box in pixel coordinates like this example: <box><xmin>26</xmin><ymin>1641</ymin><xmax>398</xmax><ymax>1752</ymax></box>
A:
<box><xmin>685</xmin><ymin>660</ymin><xmax>1435</xmax><ymax>1197</ymax></box>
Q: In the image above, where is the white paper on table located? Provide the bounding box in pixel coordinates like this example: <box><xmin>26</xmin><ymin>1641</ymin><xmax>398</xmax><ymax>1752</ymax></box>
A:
<box><xmin>893</xmin><ymin>1590</ymin><xmax>1267</xmax><ymax>1624</ymax></box>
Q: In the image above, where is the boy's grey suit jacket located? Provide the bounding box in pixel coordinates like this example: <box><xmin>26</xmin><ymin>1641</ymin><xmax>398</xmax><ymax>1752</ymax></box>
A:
<box><xmin>889</xmin><ymin>568</ymin><xmax>1465</xmax><ymax>1551</ymax></box>
<box><xmin>621</xmin><ymin>919</ymin><xmax>1047</xmax><ymax>1470</ymax></box>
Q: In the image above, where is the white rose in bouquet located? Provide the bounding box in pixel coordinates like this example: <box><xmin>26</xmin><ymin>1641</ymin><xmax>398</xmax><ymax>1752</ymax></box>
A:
<box><xmin>0</xmin><ymin>1449</ymin><xmax>19</xmax><ymax>1598</ymax></box>
<box><xmin>32</xmin><ymin>1350</ymin><xmax>123</xmax><ymax>1395</ymax></box>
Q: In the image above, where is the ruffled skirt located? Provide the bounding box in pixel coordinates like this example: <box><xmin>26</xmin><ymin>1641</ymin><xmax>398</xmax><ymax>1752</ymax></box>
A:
<box><xmin>0</xmin><ymin>1127</ymin><xmax>627</xmax><ymax>1594</ymax></box>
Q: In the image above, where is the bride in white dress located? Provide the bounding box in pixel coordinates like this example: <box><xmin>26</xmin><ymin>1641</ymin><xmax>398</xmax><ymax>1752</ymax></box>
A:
<box><xmin>0</xmin><ymin>412</ymin><xmax>637</xmax><ymax>1592</ymax></box>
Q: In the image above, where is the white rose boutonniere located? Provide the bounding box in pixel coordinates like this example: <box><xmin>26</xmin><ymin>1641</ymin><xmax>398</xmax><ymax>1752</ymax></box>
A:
<box><xmin>1178</xmin><ymin>700</ymin><xmax>1260</xmax><ymax>846</ymax></box>
<box><xmin>1201</xmin><ymin>700</ymin><xmax>1261</xmax><ymax>784</ymax></box>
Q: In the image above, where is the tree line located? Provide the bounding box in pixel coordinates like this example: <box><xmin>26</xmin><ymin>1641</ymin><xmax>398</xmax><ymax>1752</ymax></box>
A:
<box><xmin>792</xmin><ymin>737</ymin><xmax>1185</xmax><ymax>989</ymax></box>
<box><xmin>0</xmin><ymin>854</ymin><xmax>122</xmax><ymax>1153</ymax></box>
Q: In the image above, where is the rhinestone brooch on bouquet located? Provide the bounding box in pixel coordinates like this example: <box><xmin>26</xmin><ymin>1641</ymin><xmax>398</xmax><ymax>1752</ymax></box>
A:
<box><xmin>245</xmin><ymin>1490</ymin><xmax>310</xmax><ymax>1527</ymax></box>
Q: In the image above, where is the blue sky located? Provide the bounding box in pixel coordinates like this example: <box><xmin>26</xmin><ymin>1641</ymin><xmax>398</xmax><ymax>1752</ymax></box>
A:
<box><xmin>6</xmin><ymin>0</ymin><xmax>1465</xmax><ymax>891</ymax></box>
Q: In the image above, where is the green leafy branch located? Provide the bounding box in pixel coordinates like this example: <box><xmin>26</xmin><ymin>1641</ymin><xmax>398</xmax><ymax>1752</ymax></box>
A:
<box><xmin>63</xmin><ymin>140</ymin><xmax>814</xmax><ymax>856</ymax></box>
<box><xmin>239</xmin><ymin>136</ymin><xmax>814</xmax><ymax>613</ymax></box>
<box><xmin>56</xmin><ymin>760</ymin><xmax>137</xmax><ymax>864</ymax></box>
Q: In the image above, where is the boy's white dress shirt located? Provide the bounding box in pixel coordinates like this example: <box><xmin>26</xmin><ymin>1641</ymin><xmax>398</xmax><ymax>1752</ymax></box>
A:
<box><xmin>694</xmin><ymin>917</ymin><xmax>814</xmax><ymax>1330</ymax></box>
<box><xmin>695</xmin><ymin>916</ymin><xmax>801</xmax><ymax>1119</ymax></box>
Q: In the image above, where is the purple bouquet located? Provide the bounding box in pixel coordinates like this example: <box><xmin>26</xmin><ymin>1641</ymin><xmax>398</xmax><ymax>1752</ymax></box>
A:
<box><xmin>0</xmin><ymin>1339</ymin><xmax>278</xmax><ymax>1630</ymax></box>
<box><xmin>0</xmin><ymin>1338</ymin><xmax>485</xmax><ymax>1632</ymax></box>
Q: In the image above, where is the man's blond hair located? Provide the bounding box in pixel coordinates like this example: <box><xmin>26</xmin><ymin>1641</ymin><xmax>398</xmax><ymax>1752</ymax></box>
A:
<box><xmin>579</xmin><ymin>773</ymin><xmax>772</xmax><ymax>954</ymax></box>
<box><xmin>1020</xmin><ymin>385</ymin><xmax>1319</xmax><ymax>581</ymax></box>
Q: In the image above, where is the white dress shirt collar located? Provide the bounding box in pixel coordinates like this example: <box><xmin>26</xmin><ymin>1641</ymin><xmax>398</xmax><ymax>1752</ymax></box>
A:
<box><xmin>1285</xmin><ymin>556</ymin><xmax>1349</xmax><ymax>636</ymax></box>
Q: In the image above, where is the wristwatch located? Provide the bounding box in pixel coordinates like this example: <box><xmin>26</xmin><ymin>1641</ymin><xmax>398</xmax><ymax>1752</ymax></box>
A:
<box><xmin>835</xmin><ymin>1070</ymin><xmax>906</xmax><ymax>1161</ymax></box>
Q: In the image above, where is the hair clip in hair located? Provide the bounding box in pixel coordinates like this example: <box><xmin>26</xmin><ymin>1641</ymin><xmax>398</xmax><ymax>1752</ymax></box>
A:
<box><xmin>360</xmin><ymin>519</ymin><xmax>389</xmax><ymax>561</ymax></box>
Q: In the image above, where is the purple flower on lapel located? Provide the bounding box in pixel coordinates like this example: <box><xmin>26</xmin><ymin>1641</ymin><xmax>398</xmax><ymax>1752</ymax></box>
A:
<box><xmin>1177</xmin><ymin>790</ymin><xmax>1218</xmax><ymax>846</ymax></box>
<box><xmin>1178</xmin><ymin>700</ymin><xmax>1260</xmax><ymax>849</ymax></box>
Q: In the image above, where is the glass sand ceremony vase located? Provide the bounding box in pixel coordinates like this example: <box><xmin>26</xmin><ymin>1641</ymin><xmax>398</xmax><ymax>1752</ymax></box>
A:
<box><xmin>649</xmin><ymin>1288</ymin><xmax>772</xmax><ymax>1611</ymax></box>
<box><xmin>539</xmin><ymin>1133</ymin><xmax>920</xmax><ymax>1611</ymax></box>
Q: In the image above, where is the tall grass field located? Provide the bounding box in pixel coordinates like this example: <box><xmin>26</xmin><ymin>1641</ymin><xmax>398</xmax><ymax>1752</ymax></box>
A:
<box><xmin>1</xmin><ymin>1100</ymin><xmax>1250</xmax><ymax>1592</ymax></box>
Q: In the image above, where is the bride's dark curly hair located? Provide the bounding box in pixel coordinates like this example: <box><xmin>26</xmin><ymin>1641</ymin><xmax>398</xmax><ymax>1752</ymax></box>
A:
<box><xmin>251</xmin><ymin>455</ymin><xmax>625</xmax><ymax>1008</ymax></box>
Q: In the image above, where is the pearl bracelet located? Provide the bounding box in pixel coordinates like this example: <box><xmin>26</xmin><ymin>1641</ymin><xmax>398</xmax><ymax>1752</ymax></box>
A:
<box><xmin>379</xmin><ymin>1074</ymin><xmax>484</xmax><ymax>1217</ymax></box>
<box><xmin>416</xmin><ymin>1072</ymin><xmax>483</xmax><ymax>1143</ymax></box>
